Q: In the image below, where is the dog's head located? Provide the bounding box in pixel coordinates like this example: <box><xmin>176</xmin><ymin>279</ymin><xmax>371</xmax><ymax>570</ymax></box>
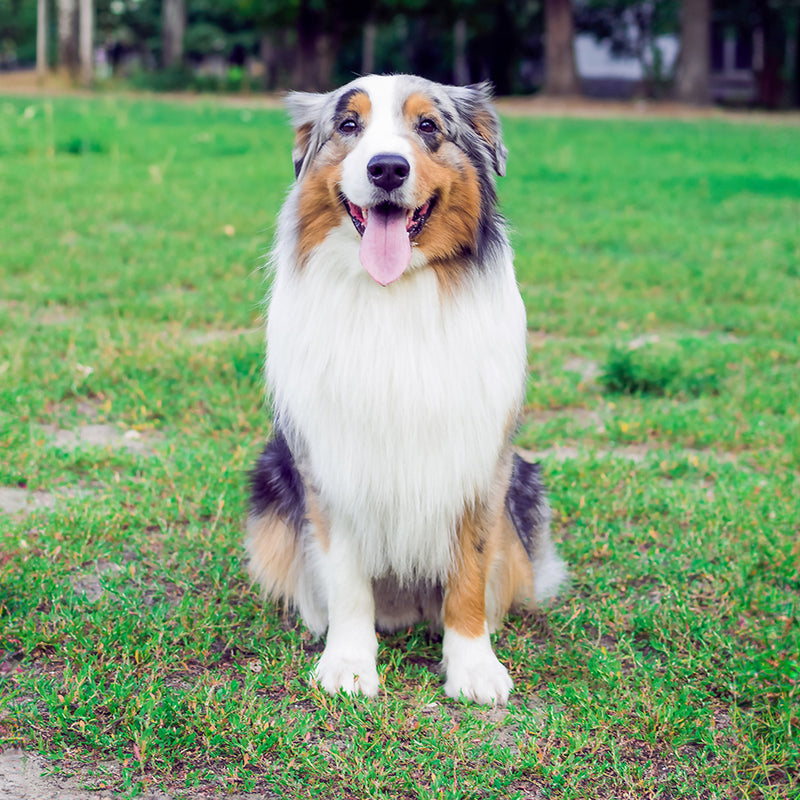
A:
<box><xmin>285</xmin><ymin>75</ymin><xmax>508</xmax><ymax>286</ymax></box>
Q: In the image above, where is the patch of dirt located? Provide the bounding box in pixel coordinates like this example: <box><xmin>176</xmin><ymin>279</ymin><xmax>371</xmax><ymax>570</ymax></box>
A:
<box><xmin>627</xmin><ymin>333</ymin><xmax>662</xmax><ymax>350</ymax></box>
<box><xmin>562</xmin><ymin>357</ymin><xmax>602</xmax><ymax>383</ymax></box>
<box><xmin>418</xmin><ymin>695</ymin><xmax>547</xmax><ymax>756</ymax></box>
<box><xmin>520</xmin><ymin>444</ymin><xmax>647</xmax><ymax>463</ymax></box>
<box><xmin>68</xmin><ymin>560</ymin><xmax>124</xmax><ymax>603</ymax></box>
<box><xmin>526</xmin><ymin>330</ymin><xmax>571</xmax><ymax>349</ymax></box>
<box><xmin>0</xmin><ymin>484</ymin><xmax>94</xmax><ymax>519</ymax></box>
<box><xmin>495</xmin><ymin>94</ymin><xmax>800</xmax><ymax>126</ymax></box>
<box><xmin>41</xmin><ymin>423</ymin><xmax>161</xmax><ymax>456</ymax></box>
<box><xmin>519</xmin><ymin>442</ymin><xmax>746</xmax><ymax>467</ymax></box>
<box><xmin>188</xmin><ymin>327</ymin><xmax>260</xmax><ymax>345</ymax></box>
<box><xmin>0</xmin><ymin>749</ymin><xmax>163</xmax><ymax>800</ymax></box>
<box><xmin>0</xmin><ymin>487</ymin><xmax>58</xmax><ymax>517</ymax></box>
<box><xmin>74</xmin><ymin>400</ymin><xmax>102</xmax><ymax>416</ymax></box>
<box><xmin>692</xmin><ymin>329</ymin><xmax>741</xmax><ymax>344</ymax></box>
<box><xmin>525</xmin><ymin>406</ymin><xmax>605</xmax><ymax>433</ymax></box>
<box><xmin>0</xmin><ymin>748</ymin><xmax>277</xmax><ymax>800</ymax></box>
<box><xmin>38</xmin><ymin>304</ymin><xmax>78</xmax><ymax>326</ymax></box>
<box><xmin>5</xmin><ymin>69</ymin><xmax>799</xmax><ymax>126</ymax></box>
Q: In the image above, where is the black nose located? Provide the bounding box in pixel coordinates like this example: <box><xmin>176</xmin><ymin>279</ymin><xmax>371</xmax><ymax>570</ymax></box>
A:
<box><xmin>367</xmin><ymin>154</ymin><xmax>410</xmax><ymax>192</ymax></box>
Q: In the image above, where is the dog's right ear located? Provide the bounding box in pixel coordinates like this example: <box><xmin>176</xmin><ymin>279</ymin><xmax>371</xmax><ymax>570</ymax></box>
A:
<box><xmin>285</xmin><ymin>91</ymin><xmax>328</xmax><ymax>180</ymax></box>
<box><xmin>448</xmin><ymin>82</ymin><xmax>507</xmax><ymax>177</ymax></box>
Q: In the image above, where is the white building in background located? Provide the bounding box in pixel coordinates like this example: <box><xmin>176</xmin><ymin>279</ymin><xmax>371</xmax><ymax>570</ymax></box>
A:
<box><xmin>574</xmin><ymin>33</ymin><xmax>679</xmax><ymax>97</ymax></box>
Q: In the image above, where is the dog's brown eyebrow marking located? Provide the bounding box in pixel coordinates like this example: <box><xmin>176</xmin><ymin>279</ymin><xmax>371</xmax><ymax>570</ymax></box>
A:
<box><xmin>335</xmin><ymin>88</ymin><xmax>371</xmax><ymax>122</ymax></box>
<box><xmin>403</xmin><ymin>92</ymin><xmax>444</xmax><ymax>126</ymax></box>
<box><xmin>404</xmin><ymin>92</ymin><xmax>446</xmax><ymax>151</ymax></box>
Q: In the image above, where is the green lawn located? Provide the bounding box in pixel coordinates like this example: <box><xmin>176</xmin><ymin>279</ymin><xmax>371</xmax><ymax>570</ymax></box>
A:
<box><xmin>1</xmin><ymin>94</ymin><xmax>798</xmax><ymax>799</ymax></box>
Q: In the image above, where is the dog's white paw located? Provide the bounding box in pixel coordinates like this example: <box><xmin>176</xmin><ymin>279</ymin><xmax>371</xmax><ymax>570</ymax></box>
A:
<box><xmin>314</xmin><ymin>649</ymin><xmax>380</xmax><ymax>698</ymax></box>
<box><xmin>442</xmin><ymin>628</ymin><xmax>513</xmax><ymax>706</ymax></box>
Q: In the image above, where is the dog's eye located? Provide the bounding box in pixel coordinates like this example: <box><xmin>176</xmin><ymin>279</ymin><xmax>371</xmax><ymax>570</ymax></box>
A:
<box><xmin>418</xmin><ymin>118</ymin><xmax>439</xmax><ymax>135</ymax></box>
<box><xmin>338</xmin><ymin>118</ymin><xmax>359</xmax><ymax>135</ymax></box>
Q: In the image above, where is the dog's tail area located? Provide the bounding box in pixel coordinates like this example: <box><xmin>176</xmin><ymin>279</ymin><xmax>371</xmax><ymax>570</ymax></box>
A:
<box><xmin>505</xmin><ymin>454</ymin><xmax>568</xmax><ymax>605</ymax></box>
<box><xmin>245</xmin><ymin>432</ymin><xmax>307</xmax><ymax>609</ymax></box>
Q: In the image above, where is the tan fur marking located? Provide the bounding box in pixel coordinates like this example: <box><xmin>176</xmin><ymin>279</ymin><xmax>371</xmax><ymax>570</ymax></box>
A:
<box><xmin>296</xmin><ymin>157</ymin><xmax>345</xmax><ymax>263</ymax></box>
<box><xmin>472</xmin><ymin>110</ymin><xmax>498</xmax><ymax>152</ymax></box>
<box><xmin>306</xmin><ymin>489</ymin><xmax>330</xmax><ymax>552</ymax></box>
<box><xmin>487</xmin><ymin>433</ymin><xmax>536</xmax><ymax>622</ymax></box>
<box><xmin>445</xmin><ymin>445</ymin><xmax>533</xmax><ymax>637</ymax></box>
<box><xmin>347</xmin><ymin>91</ymin><xmax>372</xmax><ymax>121</ymax></box>
<box><xmin>485</xmin><ymin>515</ymin><xmax>536</xmax><ymax>630</ymax></box>
<box><xmin>403</xmin><ymin>92</ymin><xmax>442</xmax><ymax>127</ymax></box>
<box><xmin>444</xmin><ymin>506</ymin><xmax>492</xmax><ymax>638</ymax></box>
<box><xmin>246</xmin><ymin>513</ymin><xmax>302</xmax><ymax>603</ymax></box>
<box><xmin>410</xmin><ymin>141</ymin><xmax>482</xmax><ymax>278</ymax></box>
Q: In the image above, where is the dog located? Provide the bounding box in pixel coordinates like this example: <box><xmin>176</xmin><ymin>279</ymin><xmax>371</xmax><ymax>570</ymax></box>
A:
<box><xmin>246</xmin><ymin>74</ymin><xmax>566</xmax><ymax>705</ymax></box>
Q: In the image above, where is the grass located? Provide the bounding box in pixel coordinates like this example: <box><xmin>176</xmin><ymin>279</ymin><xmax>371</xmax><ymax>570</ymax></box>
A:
<box><xmin>0</xmin><ymin>93</ymin><xmax>798</xmax><ymax>799</ymax></box>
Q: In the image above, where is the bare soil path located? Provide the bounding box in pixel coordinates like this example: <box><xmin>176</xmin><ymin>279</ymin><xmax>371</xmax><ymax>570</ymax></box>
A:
<box><xmin>2</xmin><ymin>68</ymin><xmax>799</xmax><ymax>125</ymax></box>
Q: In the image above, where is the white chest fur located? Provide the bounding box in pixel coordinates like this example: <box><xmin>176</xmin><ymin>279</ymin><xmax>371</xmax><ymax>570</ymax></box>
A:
<box><xmin>266</xmin><ymin>221</ymin><xmax>527</xmax><ymax>580</ymax></box>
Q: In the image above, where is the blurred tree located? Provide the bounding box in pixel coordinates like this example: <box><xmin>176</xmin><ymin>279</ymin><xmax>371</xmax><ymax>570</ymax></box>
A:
<box><xmin>744</xmin><ymin>0</ymin><xmax>800</xmax><ymax>107</ymax></box>
<box><xmin>162</xmin><ymin>0</ymin><xmax>185</xmax><ymax>67</ymax></box>
<box><xmin>12</xmin><ymin>0</ymin><xmax>796</xmax><ymax>104</ymax></box>
<box><xmin>544</xmin><ymin>0</ymin><xmax>579</xmax><ymax>93</ymax></box>
<box><xmin>404</xmin><ymin>0</ymin><xmax>542</xmax><ymax>92</ymax></box>
<box><xmin>675</xmin><ymin>0</ymin><xmax>710</xmax><ymax>102</ymax></box>
<box><xmin>58</xmin><ymin>0</ymin><xmax>79</xmax><ymax>76</ymax></box>
<box><xmin>362</xmin><ymin>12</ymin><xmax>377</xmax><ymax>74</ymax></box>
<box><xmin>36</xmin><ymin>0</ymin><xmax>48</xmax><ymax>75</ymax></box>
<box><xmin>0</xmin><ymin>0</ymin><xmax>38</xmax><ymax>67</ymax></box>
<box><xmin>95</xmin><ymin>0</ymin><xmax>160</xmax><ymax>72</ymax></box>
<box><xmin>79</xmin><ymin>0</ymin><xmax>94</xmax><ymax>83</ymax></box>
<box><xmin>453</xmin><ymin>15</ymin><xmax>469</xmax><ymax>83</ymax></box>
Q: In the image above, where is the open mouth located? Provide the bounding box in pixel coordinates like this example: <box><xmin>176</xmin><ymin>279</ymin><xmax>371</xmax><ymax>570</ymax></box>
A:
<box><xmin>343</xmin><ymin>198</ymin><xmax>435</xmax><ymax>240</ymax></box>
<box><xmin>340</xmin><ymin>196</ymin><xmax>436</xmax><ymax>285</ymax></box>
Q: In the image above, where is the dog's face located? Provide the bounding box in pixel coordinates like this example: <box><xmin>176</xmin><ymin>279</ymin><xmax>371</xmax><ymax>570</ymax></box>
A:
<box><xmin>286</xmin><ymin>75</ymin><xmax>508</xmax><ymax>286</ymax></box>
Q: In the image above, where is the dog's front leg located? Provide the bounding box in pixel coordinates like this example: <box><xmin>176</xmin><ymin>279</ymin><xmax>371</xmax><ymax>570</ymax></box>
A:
<box><xmin>313</xmin><ymin>527</ymin><xmax>380</xmax><ymax>697</ymax></box>
<box><xmin>441</xmin><ymin>509</ymin><xmax>513</xmax><ymax>705</ymax></box>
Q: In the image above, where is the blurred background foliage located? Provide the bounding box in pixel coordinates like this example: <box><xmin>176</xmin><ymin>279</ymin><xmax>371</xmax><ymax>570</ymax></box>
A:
<box><xmin>2</xmin><ymin>0</ymin><xmax>799</xmax><ymax>105</ymax></box>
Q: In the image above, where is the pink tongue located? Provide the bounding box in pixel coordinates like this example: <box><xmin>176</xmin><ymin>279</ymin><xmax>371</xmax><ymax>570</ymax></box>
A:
<box><xmin>359</xmin><ymin>206</ymin><xmax>412</xmax><ymax>286</ymax></box>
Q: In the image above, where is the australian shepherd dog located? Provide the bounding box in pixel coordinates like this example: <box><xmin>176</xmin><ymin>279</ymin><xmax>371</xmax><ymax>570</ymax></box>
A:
<box><xmin>246</xmin><ymin>74</ymin><xmax>566</xmax><ymax>705</ymax></box>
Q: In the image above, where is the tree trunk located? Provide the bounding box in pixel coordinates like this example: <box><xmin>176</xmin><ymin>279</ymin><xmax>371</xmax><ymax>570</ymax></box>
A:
<box><xmin>793</xmin><ymin>10</ymin><xmax>800</xmax><ymax>107</ymax></box>
<box><xmin>295</xmin><ymin>1</ymin><xmax>317</xmax><ymax>89</ymax></box>
<box><xmin>543</xmin><ymin>0</ymin><xmax>578</xmax><ymax>95</ymax></box>
<box><xmin>295</xmin><ymin>0</ymin><xmax>332</xmax><ymax>91</ymax></box>
<box><xmin>162</xmin><ymin>0</ymin><xmax>186</xmax><ymax>68</ymax></box>
<box><xmin>79</xmin><ymin>0</ymin><xmax>94</xmax><ymax>85</ymax></box>
<box><xmin>675</xmin><ymin>0</ymin><xmax>710</xmax><ymax>104</ymax></box>
<box><xmin>260</xmin><ymin>34</ymin><xmax>276</xmax><ymax>91</ymax></box>
<box><xmin>315</xmin><ymin>32</ymin><xmax>337</xmax><ymax>91</ymax></box>
<box><xmin>58</xmin><ymin>0</ymin><xmax>79</xmax><ymax>78</ymax></box>
<box><xmin>362</xmin><ymin>19</ymin><xmax>377</xmax><ymax>76</ymax></box>
<box><xmin>37</xmin><ymin>0</ymin><xmax>48</xmax><ymax>78</ymax></box>
<box><xmin>453</xmin><ymin>18</ymin><xmax>470</xmax><ymax>85</ymax></box>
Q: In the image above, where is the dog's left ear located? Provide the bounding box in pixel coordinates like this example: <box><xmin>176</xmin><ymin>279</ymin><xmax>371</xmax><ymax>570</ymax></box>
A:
<box><xmin>451</xmin><ymin>82</ymin><xmax>508</xmax><ymax>177</ymax></box>
<box><xmin>285</xmin><ymin>91</ymin><xmax>328</xmax><ymax>180</ymax></box>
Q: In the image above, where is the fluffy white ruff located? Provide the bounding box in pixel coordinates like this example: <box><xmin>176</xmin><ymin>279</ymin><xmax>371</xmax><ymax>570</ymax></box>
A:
<box><xmin>267</xmin><ymin>209</ymin><xmax>527</xmax><ymax>584</ymax></box>
<box><xmin>442</xmin><ymin>625</ymin><xmax>513</xmax><ymax>706</ymax></box>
